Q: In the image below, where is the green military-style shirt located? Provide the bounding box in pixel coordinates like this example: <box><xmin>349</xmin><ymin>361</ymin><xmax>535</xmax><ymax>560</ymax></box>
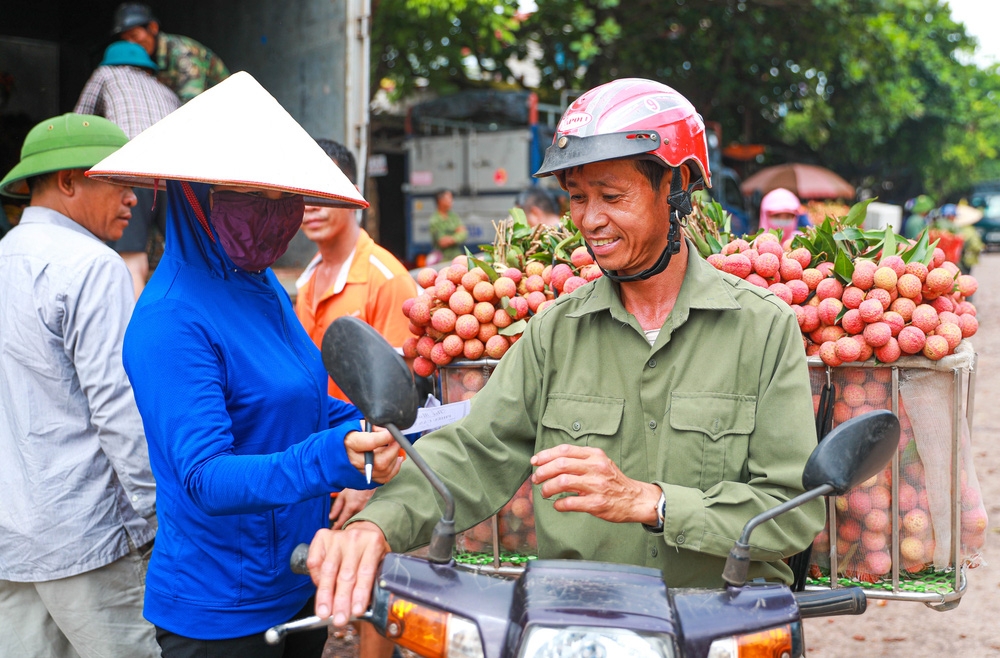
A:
<box><xmin>156</xmin><ymin>33</ymin><xmax>229</xmax><ymax>103</ymax></box>
<box><xmin>356</xmin><ymin>243</ymin><xmax>825</xmax><ymax>587</ymax></box>
<box><xmin>428</xmin><ymin>210</ymin><xmax>468</xmax><ymax>261</ymax></box>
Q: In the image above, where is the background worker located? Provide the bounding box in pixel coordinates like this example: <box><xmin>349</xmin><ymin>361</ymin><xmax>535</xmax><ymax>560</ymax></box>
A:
<box><xmin>294</xmin><ymin>138</ymin><xmax>415</xmax><ymax>658</ymax></box>
<box><xmin>75</xmin><ymin>40</ymin><xmax>180</xmax><ymax>297</ymax></box>
<box><xmin>428</xmin><ymin>188</ymin><xmax>467</xmax><ymax>262</ymax></box>
<box><xmin>515</xmin><ymin>186</ymin><xmax>562</xmax><ymax>228</ymax></box>
<box><xmin>112</xmin><ymin>2</ymin><xmax>229</xmax><ymax>103</ymax></box>
<box><xmin>303</xmin><ymin>78</ymin><xmax>824</xmax><ymax>626</ymax></box>
<box><xmin>0</xmin><ymin>113</ymin><xmax>158</xmax><ymax>658</ymax></box>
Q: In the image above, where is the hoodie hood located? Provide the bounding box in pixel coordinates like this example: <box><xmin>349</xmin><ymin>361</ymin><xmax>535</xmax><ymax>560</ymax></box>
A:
<box><xmin>163</xmin><ymin>179</ymin><xmax>239</xmax><ymax>279</ymax></box>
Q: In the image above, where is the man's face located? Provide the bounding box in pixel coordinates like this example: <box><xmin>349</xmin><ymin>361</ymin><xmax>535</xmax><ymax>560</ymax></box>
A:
<box><xmin>437</xmin><ymin>191</ymin><xmax>453</xmax><ymax>212</ymax></box>
<box><xmin>301</xmin><ymin>204</ymin><xmax>355</xmax><ymax>246</ymax></box>
<box><xmin>120</xmin><ymin>22</ymin><xmax>158</xmax><ymax>56</ymax></box>
<box><xmin>565</xmin><ymin>160</ymin><xmax>672</xmax><ymax>277</ymax></box>
<box><xmin>71</xmin><ymin>171</ymin><xmax>137</xmax><ymax>242</ymax></box>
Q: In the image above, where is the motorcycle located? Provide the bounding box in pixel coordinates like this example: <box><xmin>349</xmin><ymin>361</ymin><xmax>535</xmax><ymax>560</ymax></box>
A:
<box><xmin>266</xmin><ymin>316</ymin><xmax>901</xmax><ymax>658</ymax></box>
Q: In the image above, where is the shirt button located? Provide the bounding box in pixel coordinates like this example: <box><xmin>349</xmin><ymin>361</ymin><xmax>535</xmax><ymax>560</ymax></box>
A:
<box><xmin>572</xmin><ymin>421</ymin><xmax>581</xmax><ymax>431</ymax></box>
<box><xmin>651</xmin><ymin>546</ymin><xmax>658</xmax><ymax>557</ymax></box>
<box><xmin>676</xmin><ymin>534</ymin><xmax>686</xmax><ymax>545</ymax></box>
<box><xmin>648</xmin><ymin>358</ymin><xmax>656</xmax><ymax>368</ymax></box>
<box><xmin>648</xmin><ymin>420</ymin><xmax>657</xmax><ymax>430</ymax></box>
<box><xmin>132</xmin><ymin>495</ymin><xmax>138</xmax><ymax>502</ymax></box>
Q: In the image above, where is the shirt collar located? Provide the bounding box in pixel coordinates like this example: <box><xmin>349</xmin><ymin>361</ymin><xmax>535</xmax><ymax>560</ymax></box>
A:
<box><xmin>19</xmin><ymin>206</ymin><xmax>104</xmax><ymax>242</ymax></box>
<box><xmin>566</xmin><ymin>239</ymin><xmax>742</xmax><ymax>324</ymax></box>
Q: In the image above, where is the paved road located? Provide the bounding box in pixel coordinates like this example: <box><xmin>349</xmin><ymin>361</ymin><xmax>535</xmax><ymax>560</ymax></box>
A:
<box><xmin>803</xmin><ymin>251</ymin><xmax>1000</xmax><ymax>656</ymax></box>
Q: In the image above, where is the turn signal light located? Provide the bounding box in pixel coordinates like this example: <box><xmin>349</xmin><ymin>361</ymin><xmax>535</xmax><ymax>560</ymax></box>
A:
<box><xmin>384</xmin><ymin>593</ymin><xmax>484</xmax><ymax>658</ymax></box>
<box><xmin>706</xmin><ymin>622</ymin><xmax>802</xmax><ymax>658</ymax></box>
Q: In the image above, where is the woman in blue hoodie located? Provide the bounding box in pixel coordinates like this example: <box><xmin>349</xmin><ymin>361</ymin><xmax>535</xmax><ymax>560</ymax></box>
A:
<box><xmin>87</xmin><ymin>73</ymin><xmax>401</xmax><ymax>657</ymax></box>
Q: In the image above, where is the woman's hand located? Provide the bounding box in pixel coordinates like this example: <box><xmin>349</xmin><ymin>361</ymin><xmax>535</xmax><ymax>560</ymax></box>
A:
<box><xmin>330</xmin><ymin>488</ymin><xmax>375</xmax><ymax>528</ymax></box>
<box><xmin>344</xmin><ymin>428</ymin><xmax>401</xmax><ymax>483</ymax></box>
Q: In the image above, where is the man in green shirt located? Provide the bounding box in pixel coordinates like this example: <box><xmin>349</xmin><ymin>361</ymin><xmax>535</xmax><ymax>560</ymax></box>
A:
<box><xmin>112</xmin><ymin>3</ymin><xmax>229</xmax><ymax>104</ymax></box>
<box><xmin>306</xmin><ymin>78</ymin><xmax>825</xmax><ymax>626</ymax></box>
<box><xmin>427</xmin><ymin>189</ymin><xmax>467</xmax><ymax>261</ymax></box>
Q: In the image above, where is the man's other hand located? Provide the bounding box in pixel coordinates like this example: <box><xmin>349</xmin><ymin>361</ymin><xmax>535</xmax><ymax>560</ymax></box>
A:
<box><xmin>531</xmin><ymin>444</ymin><xmax>661</xmax><ymax>525</ymax></box>
<box><xmin>308</xmin><ymin>521</ymin><xmax>390</xmax><ymax>625</ymax></box>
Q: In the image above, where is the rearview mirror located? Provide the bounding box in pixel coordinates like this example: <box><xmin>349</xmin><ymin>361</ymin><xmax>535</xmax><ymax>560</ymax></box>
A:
<box><xmin>801</xmin><ymin>409</ymin><xmax>899</xmax><ymax>495</ymax></box>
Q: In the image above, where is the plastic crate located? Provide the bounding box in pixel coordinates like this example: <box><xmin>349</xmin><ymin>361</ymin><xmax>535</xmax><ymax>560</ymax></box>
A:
<box><xmin>804</xmin><ymin>341</ymin><xmax>981</xmax><ymax>608</ymax></box>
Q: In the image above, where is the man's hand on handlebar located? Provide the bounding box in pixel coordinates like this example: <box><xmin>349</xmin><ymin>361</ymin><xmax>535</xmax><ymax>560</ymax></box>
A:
<box><xmin>531</xmin><ymin>443</ymin><xmax>662</xmax><ymax>525</ymax></box>
<box><xmin>344</xmin><ymin>428</ymin><xmax>401</xmax><ymax>483</ymax></box>
<box><xmin>308</xmin><ymin>521</ymin><xmax>390</xmax><ymax>625</ymax></box>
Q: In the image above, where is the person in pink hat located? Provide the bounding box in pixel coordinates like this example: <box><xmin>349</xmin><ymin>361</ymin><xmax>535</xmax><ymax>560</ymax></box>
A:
<box><xmin>758</xmin><ymin>187</ymin><xmax>804</xmax><ymax>245</ymax></box>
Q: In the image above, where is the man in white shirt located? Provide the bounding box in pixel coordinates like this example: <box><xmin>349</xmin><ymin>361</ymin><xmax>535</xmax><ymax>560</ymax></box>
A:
<box><xmin>0</xmin><ymin>113</ymin><xmax>159</xmax><ymax>658</ymax></box>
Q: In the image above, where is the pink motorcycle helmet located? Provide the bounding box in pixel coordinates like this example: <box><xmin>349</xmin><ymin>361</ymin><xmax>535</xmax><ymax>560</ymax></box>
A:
<box><xmin>759</xmin><ymin>187</ymin><xmax>802</xmax><ymax>241</ymax></box>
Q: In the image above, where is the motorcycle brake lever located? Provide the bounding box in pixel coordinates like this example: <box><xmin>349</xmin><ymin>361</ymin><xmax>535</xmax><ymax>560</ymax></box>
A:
<box><xmin>264</xmin><ymin>610</ymin><xmax>373</xmax><ymax>645</ymax></box>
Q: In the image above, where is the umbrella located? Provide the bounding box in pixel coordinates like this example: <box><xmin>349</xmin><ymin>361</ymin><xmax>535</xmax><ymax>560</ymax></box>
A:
<box><xmin>740</xmin><ymin>163</ymin><xmax>855</xmax><ymax>200</ymax></box>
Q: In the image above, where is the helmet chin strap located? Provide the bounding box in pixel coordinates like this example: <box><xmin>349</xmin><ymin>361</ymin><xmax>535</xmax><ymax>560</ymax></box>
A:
<box><xmin>588</xmin><ymin>166</ymin><xmax>695</xmax><ymax>283</ymax></box>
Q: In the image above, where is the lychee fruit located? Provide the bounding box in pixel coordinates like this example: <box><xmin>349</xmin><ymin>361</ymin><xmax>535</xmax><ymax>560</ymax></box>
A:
<box><xmin>897</xmin><ymin>326</ymin><xmax>926</xmax><ymax>355</ymax></box>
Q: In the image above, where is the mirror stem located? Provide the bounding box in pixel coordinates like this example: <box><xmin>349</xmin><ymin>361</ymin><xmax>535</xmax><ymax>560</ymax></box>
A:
<box><xmin>386</xmin><ymin>424</ymin><xmax>456</xmax><ymax>563</ymax></box>
<box><xmin>721</xmin><ymin>483</ymin><xmax>834</xmax><ymax>588</ymax></box>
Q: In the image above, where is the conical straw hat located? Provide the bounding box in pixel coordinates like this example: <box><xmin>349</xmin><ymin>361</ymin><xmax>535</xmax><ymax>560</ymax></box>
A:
<box><xmin>87</xmin><ymin>71</ymin><xmax>367</xmax><ymax>209</ymax></box>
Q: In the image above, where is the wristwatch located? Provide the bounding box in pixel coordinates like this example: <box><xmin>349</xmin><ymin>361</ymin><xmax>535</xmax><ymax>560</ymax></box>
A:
<box><xmin>644</xmin><ymin>489</ymin><xmax>666</xmax><ymax>532</ymax></box>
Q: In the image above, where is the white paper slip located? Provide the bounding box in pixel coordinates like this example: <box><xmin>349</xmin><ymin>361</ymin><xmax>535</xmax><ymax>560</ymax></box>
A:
<box><xmin>400</xmin><ymin>399</ymin><xmax>471</xmax><ymax>435</ymax></box>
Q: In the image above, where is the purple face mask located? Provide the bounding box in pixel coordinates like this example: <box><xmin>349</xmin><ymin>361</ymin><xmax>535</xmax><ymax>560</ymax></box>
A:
<box><xmin>210</xmin><ymin>190</ymin><xmax>305</xmax><ymax>271</ymax></box>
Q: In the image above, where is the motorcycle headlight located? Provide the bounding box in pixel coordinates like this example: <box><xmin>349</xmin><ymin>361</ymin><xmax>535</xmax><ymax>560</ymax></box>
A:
<box><xmin>518</xmin><ymin>625</ymin><xmax>675</xmax><ymax>658</ymax></box>
<box><xmin>706</xmin><ymin>622</ymin><xmax>802</xmax><ymax>658</ymax></box>
<box><xmin>384</xmin><ymin>594</ymin><xmax>484</xmax><ymax>658</ymax></box>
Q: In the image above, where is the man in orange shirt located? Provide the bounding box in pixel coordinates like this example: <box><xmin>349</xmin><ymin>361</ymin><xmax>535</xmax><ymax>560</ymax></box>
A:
<box><xmin>294</xmin><ymin>138</ymin><xmax>416</xmax><ymax>658</ymax></box>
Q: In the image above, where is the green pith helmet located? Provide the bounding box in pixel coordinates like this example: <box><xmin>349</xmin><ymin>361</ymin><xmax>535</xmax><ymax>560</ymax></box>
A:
<box><xmin>0</xmin><ymin>114</ymin><xmax>129</xmax><ymax>198</ymax></box>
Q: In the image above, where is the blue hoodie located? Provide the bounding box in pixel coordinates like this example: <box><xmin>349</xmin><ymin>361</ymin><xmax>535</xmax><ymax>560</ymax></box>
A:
<box><xmin>124</xmin><ymin>181</ymin><xmax>368</xmax><ymax>639</ymax></box>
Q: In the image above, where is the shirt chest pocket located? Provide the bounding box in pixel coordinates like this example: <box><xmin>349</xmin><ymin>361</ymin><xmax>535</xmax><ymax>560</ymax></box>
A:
<box><xmin>540</xmin><ymin>394</ymin><xmax>625</xmax><ymax>463</ymax></box>
<box><xmin>667</xmin><ymin>393</ymin><xmax>756</xmax><ymax>490</ymax></box>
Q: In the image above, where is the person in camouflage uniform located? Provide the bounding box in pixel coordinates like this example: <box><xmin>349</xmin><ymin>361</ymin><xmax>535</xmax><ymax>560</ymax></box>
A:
<box><xmin>112</xmin><ymin>3</ymin><xmax>229</xmax><ymax>104</ymax></box>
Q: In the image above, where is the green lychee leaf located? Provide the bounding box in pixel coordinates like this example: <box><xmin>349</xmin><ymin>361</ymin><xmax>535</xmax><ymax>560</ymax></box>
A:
<box><xmin>882</xmin><ymin>225</ymin><xmax>897</xmax><ymax>259</ymax></box>
<box><xmin>500</xmin><ymin>296</ymin><xmax>517</xmax><ymax>318</ymax></box>
<box><xmin>833</xmin><ymin>247</ymin><xmax>854</xmax><ymax>283</ymax></box>
<box><xmin>466</xmin><ymin>250</ymin><xmax>499</xmax><ymax>282</ymax></box>
<box><xmin>509</xmin><ymin>207</ymin><xmax>528</xmax><ymax>227</ymax></box>
<box><xmin>844</xmin><ymin>198</ymin><xmax>876</xmax><ymax>228</ymax></box>
<box><xmin>498</xmin><ymin>319</ymin><xmax>526</xmax><ymax>336</ymax></box>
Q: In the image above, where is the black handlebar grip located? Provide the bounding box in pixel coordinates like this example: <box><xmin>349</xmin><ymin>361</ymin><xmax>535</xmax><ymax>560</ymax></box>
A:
<box><xmin>795</xmin><ymin>587</ymin><xmax>867</xmax><ymax>618</ymax></box>
<box><xmin>290</xmin><ymin>543</ymin><xmax>310</xmax><ymax>575</ymax></box>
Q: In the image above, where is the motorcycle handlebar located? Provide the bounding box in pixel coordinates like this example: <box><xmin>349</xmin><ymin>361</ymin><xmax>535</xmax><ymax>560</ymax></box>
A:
<box><xmin>795</xmin><ymin>587</ymin><xmax>867</xmax><ymax>618</ymax></box>
<box><xmin>291</xmin><ymin>543</ymin><xmax>310</xmax><ymax>575</ymax></box>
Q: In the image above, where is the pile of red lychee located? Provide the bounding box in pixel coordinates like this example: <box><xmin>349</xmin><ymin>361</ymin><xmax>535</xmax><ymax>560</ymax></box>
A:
<box><xmin>401</xmin><ymin>247</ymin><xmax>602</xmax><ymax>377</ymax></box>
<box><xmin>705</xmin><ymin>232</ymin><xmax>979</xmax><ymax>364</ymax></box>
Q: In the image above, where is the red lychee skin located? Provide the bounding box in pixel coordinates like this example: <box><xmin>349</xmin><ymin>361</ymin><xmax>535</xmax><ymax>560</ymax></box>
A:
<box><xmin>455</xmin><ymin>314</ymin><xmax>480</xmax><ymax>340</ymax></box>
<box><xmin>922</xmin><ymin>334</ymin><xmax>950</xmax><ymax>360</ymax></box>
<box><xmin>412</xmin><ymin>355</ymin><xmax>436</xmax><ymax>377</ymax></box>
<box><xmin>817</xmin><ymin>297</ymin><xmax>844</xmax><ymax>326</ymax></box>
<box><xmin>401</xmin><ymin>297</ymin><xmax>416</xmax><ymax>318</ymax></box>
<box><xmin>864</xmin><ymin>508</ymin><xmax>891</xmax><ymax>533</ymax></box>
<box><xmin>416</xmin><ymin>335</ymin><xmax>436</xmax><ymax>359</ymax></box>
<box><xmin>834</xmin><ymin>336</ymin><xmax>862</xmax><ymax>362</ymax></box>
<box><xmin>541</xmin><ymin>264</ymin><xmax>552</xmax><ymax>285</ymax></box>
<box><xmin>477</xmin><ymin>322</ymin><xmax>498</xmax><ymax>343</ymax></box>
<box><xmin>942</xmin><ymin>261</ymin><xmax>960</xmax><ymax>276</ymax></box>
<box><xmin>524</xmin><ymin>274</ymin><xmax>546</xmax><ymax>294</ymax></box>
<box><xmin>431</xmin><ymin>307</ymin><xmax>457</xmax><ymax>333</ymax></box>
<box><xmin>816</xmin><ymin>277</ymin><xmax>844</xmax><ymax>300</ymax></box>
<box><xmin>879</xmin><ymin>254</ymin><xmax>906</xmax><ymax>277</ymax></box>
<box><xmin>570</xmin><ymin>246</ymin><xmax>594</xmax><ymax>268</ymax></box>
<box><xmin>853</xmin><ymin>334</ymin><xmax>874</xmax><ymax>361</ymax></box>
<box><xmin>890</xmin><ymin>297</ymin><xmax>916</xmax><ymax>322</ymax></box>
<box><xmin>802</xmin><ymin>268</ymin><xmax>825</xmax><ymax>290</ymax></box>
<box><xmin>445</xmin><ymin>263</ymin><xmax>469</xmax><ymax>285</ymax></box>
<box><xmin>925</xmin><ymin>267</ymin><xmax>954</xmax><ymax>295</ymax></box>
<box><xmin>524</xmin><ymin>261</ymin><xmax>546</xmax><ymax>277</ymax></box>
<box><xmin>842</xmin><ymin>383</ymin><xmax>867</xmax><ymax>407</ymax></box>
<box><xmin>463</xmin><ymin>338</ymin><xmax>485</xmax><ymax>360</ymax></box>
<box><xmin>861</xmin><ymin>530</ymin><xmax>888</xmax><ymax>553</ymax></box>
<box><xmin>548</xmin><ymin>264</ymin><xmax>573</xmax><ymax>293</ymax></box>
<box><xmin>787</xmin><ymin>279</ymin><xmax>810</xmax><ymax>304</ymax></box>
<box><xmin>818</xmin><ymin>325</ymin><xmax>846</xmax><ymax>343</ymax></box>
<box><xmin>838</xmin><ymin>518</ymin><xmax>862</xmax><ymax>543</ymax></box>
<box><xmin>441</xmin><ymin>334</ymin><xmax>465</xmax><ymax>357</ymax></box>
<box><xmin>747</xmin><ymin>273</ymin><xmax>769</xmax><ymax>289</ymax></box>
<box><xmin>723</xmin><ymin>253</ymin><xmax>753</xmax><ymax>279</ymax></box>
<box><xmin>743</xmin><ymin>249</ymin><xmax>759</xmax><ymax>269</ymax></box>
<box><xmin>866</xmin><ymin>550</ymin><xmax>893</xmax><ymax>576</ymax></box>
<box><xmin>579</xmin><ymin>263</ymin><xmax>603</xmax><ymax>281</ymax></box>
<box><xmin>429</xmin><ymin>342</ymin><xmax>453</xmax><ymax>366</ymax></box>
<box><xmin>461</xmin><ymin>268</ymin><xmax>489</xmax><ymax>291</ymax></box>
<box><xmin>707</xmin><ymin>253</ymin><xmax>726</xmax><ymax>270</ymax></box>
<box><xmin>721</xmin><ymin>238</ymin><xmax>750</xmax><ymax>255</ymax></box>
<box><xmin>935</xmin><ymin>322</ymin><xmax>963</xmax><ymax>351</ymax></box>
<box><xmin>956</xmin><ymin>274</ymin><xmax>978</xmax><ymax>297</ymax></box>
<box><xmin>416</xmin><ymin>267</ymin><xmax>438</xmax><ymax>289</ymax></box>
<box><xmin>779</xmin><ymin>257</ymin><xmax>803</xmax><ymax>282</ymax></box>
<box><xmin>931</xmin><ymin>247</ymin><xmax>946</xmax><ymax>268</ymax></box>
<box><xmin>959</xmin><ymin>313</ymin><xmax>978</xmax><ymax>338</ymax></box>
<box><xmin>874</xmin><ymin>337</ymin><xmax>901</xmax><ymax>363</ymax></box>
<box><xmin>755</xmin><ymin>239</ymin><xmax>784</xmax><ymax>258</ymax></box>
<box><xmin>898</xmin><ymin>482</ymin><xmax>919</xmax><ymax>512</ymax></box>
<box><xmin>402</xmin><ymin>336</ymin><xmax>419</xmax><ymax>359</ymax></box>
<box><xmin>882</xmin><ymin>311</ymin><xmax>905</xmax><ymax>336</ymax></box>
<box><xmin>768</xmin><ymin>282</ymin><xmax>793</xmax><ymax>305</ymax></box>
<box><xmin>873</xmin><ymin>266</ymin><xmax>898</xmax><ymax>291</ymax></box>
<box><xmin>911</xmin><ymin>304</ymin><xmax>940</xmax><ymax>334</ymax></box>
<box><xmin>840</xmin><ymin>286</ymin><xmax>863</xmax><ymax>310</ymax></box>
<box><xmin>449</xmin><ymin>289</ymin><xmax>475</xmax><ymax>315</ymax></box>
<box><xmin>563</xmin><ymin>276</ymin><xmax>588</xmax><ymax>294</ymax></box>
<box><xmin>863</xmin><ymin>322</ymin><xmax>892</xmax><ymax>347</ymax></box>
<box><xmin>816</xmin><ymin>261</ymin><xmax>835</xmax><ymax>277</ymax></box>
<box><xmin>902</xmin><ymin>509</ymin><xmax>931</xmax><ymax>537</ymax></box>
<box><xmin>858</xmin><ymin>298</ymin><xmax>884</xmax><ymax>324</ymax></box>
<box><xmin>955</xmin><ymin>300</ymin><xmax>976</xmax><ymax>316</ymax></box>
<box><xmin>493</xmin><ymin>276</ymin><xmax>517</xmax><ymax>299</ymax></box>
<box><xmin>472</xmin><ymin>280</ymin><xmax>496</xmax><ymax>303</ymax></box>
<box><xmin>484</xmin><ymin>334</ymin><xmax>510</xmax><ymax>359</ymax></box>
<box><xmin>897</xmin><ymin>326</ymin><xmax>927</xmax><ymax>354</ymax></box>
<box><xmin>799</xmin><ymin>305</ymin><xmax>821</xmax><ymax>333</ymax></box>
<box><xmin>841</xmin><ymin>309</ymin><xmax>865</xmax><ymax>335</ymax></box>
<box><xmin>509</xmin><ymin>296</ymin><xmax>530</xmax><ymax>320</ymax></box>
<box><xmin>961</xmin><ymin>506</ymin><xmax>988</xmax><ymax>533</ymax></box>
<box><xmin>492</xmin><ymin>307</ymin><xmax>513</xmax><ymax>329</ymax></box>
<box><xmin>938</xmin><ymin>310</ymin><xmax>961</xmax><ymax>326</ymax></box>
<box><xmin>502</xmin><ymin>267</ymin><xmax>522</xmax><ymax>284</ymax></box>
<box><xmin>473</xmin><ymin>301</ymin><xmax>496</xmax><ymax>324</ymax></box>
<box><xmin>930</xmin><ymin>295</ymin><xmax>954</xmax><ymax>315</ymax></box>
<box><xmin>409</xmin><ymin>299</ymin><xmax>432</xmax><ymax>325</ymax></box>
<box><xmin>754</xmin><ymin>252</ymin><xmax>780</xmax><ymax>278</ymax></box>
<box><xmin>433</xmin><ymin>279</ymin><xmax>456</xmax><ymax>303</ymax></box>
<box><xmin>525</xmin><ymin>290</ymin><xmax>547</xmax><ymax>313</ymax></box>
<box><xmin>904</xmin><ymin>260</ymin><xmax>928</xmax><ymax>282</ymax></box>
<box><xmin>900</xmin><ymin>536</ymin><xmax>926</xmax><ymax>563</ymax></box>
<box><xmin>865</xmin><ymin>287</ymin><xmax>892</xmax><ymax>311</ymax></box>
<box><xmin>819</xmin><ymin>341</ymin><xmax>843</xmax><ymax>367</ymax></box>
<box><xmin>896</xmin><ymin>273</ymin><xmax>922</xmax><ymax>299</ymax></box>
<box><xmin>789</xmin><ymin>247</ymin><xmax>812</xmax><ymax>270</ymax></box>
<box><xmin>852</xmin><ymin>260</ymin><xmax>877</xmax><ymax>290</ymax></box>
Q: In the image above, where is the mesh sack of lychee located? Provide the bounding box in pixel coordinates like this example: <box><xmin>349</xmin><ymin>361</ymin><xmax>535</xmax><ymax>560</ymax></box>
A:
<box><xmin>454</xmin><ymin>478</ymin><xmax>537</xmax><ymax>560</ymax></box>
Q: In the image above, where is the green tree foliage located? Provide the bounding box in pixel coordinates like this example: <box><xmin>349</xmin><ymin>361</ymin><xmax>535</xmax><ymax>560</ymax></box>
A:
<box><xmin>374</xmin><ymin>0</ymin><xmax>1000</xmax><ymax>196</ymax></box>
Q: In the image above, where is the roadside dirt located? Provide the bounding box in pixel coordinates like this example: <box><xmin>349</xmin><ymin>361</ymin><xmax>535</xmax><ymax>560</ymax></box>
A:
<box><xmin>803</xmin><ymin>251</ymin><xmax>1000</xmax><ymax>656</ymax></box>
<box><xmin>322</xmin><ymin>253</ymin><xmax>1000</xmax><ymax>658</ymax></box>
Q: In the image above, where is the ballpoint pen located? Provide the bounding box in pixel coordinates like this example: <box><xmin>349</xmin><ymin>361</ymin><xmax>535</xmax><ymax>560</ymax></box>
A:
<box><xmin>364</xmin><ymin>420</ymin><xmax>373</xmax><ymax>484</ymax></box>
